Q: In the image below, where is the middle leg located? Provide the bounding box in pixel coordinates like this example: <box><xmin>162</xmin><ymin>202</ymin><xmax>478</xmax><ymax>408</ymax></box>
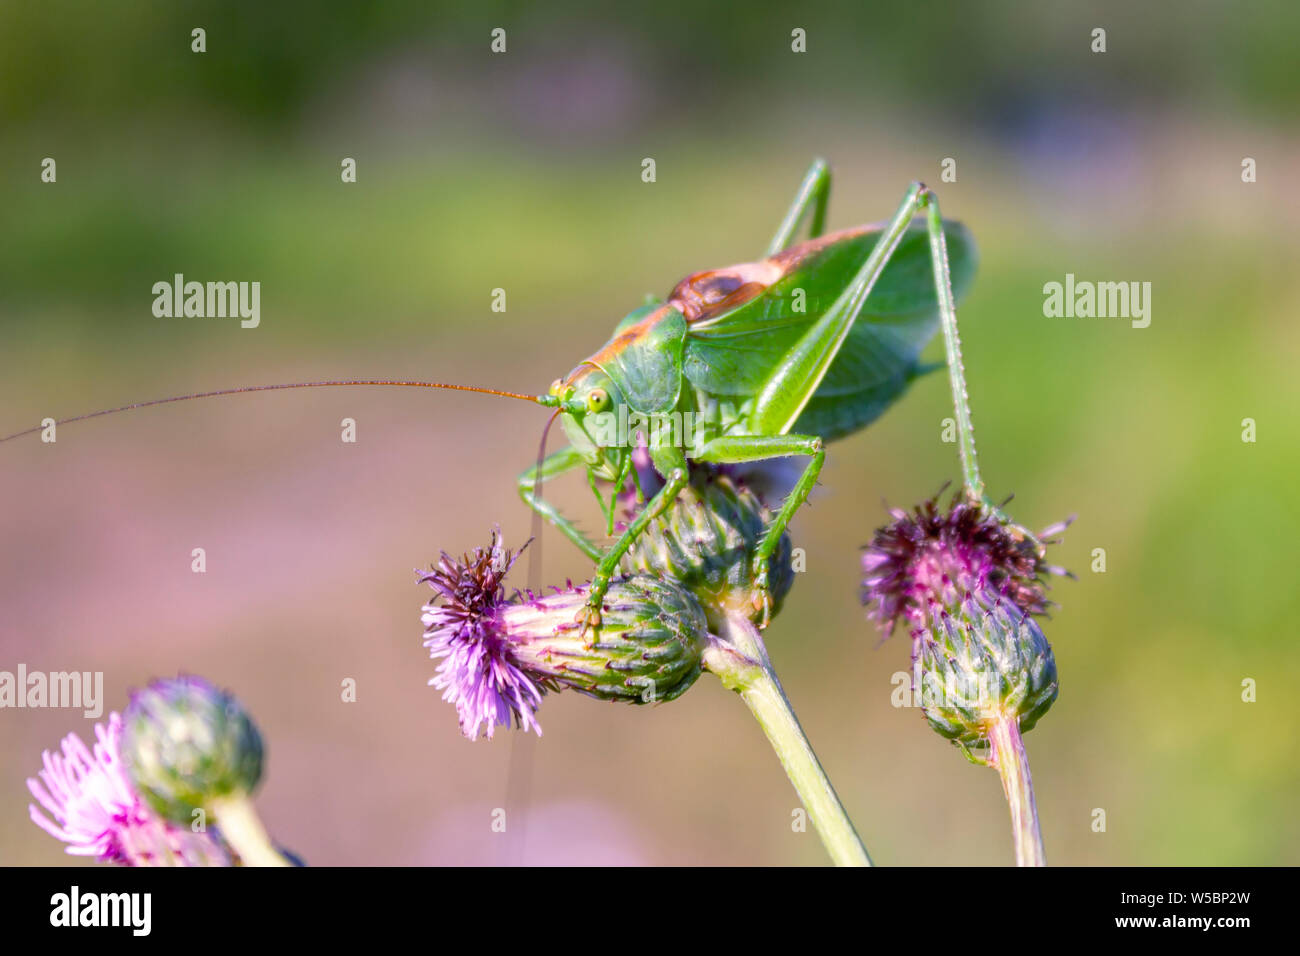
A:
<box><xmin>694</xmin><ymin>433</ymin><xmax>824</xmax><ymax>627</ymax></box>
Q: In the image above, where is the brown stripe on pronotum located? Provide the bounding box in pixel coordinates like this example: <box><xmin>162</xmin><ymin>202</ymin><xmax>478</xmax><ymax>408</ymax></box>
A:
<box><xmin>664</xmin><ymin>224</ymin><xmax>884</xmax><ymax>326</ymax></box>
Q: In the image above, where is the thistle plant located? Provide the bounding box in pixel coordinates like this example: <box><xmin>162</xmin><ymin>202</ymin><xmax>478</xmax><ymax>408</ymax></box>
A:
<box><xmin>121</xmin><ymin>675</ymin><xmax>290</xmax><ymax>867</ymax></box>
<box><xmin>27</xmin><ymin>675</ymin><xmax>293</xmax><ymax>866</ymax></box>
<box><xmin>860</xmin><ymin>234</ymin><xmax>1072</xmax><ymax>866</ymax></box>
<box><xmin>417</xmin><ymin>530</ymin><xmax>711</xmax><ymax>739</ymax></box>
<box><xmin>6</xmin><ymin>159</ymin><xmax>1073</xmax><ymax>867</ymax></box>
<box><xmin>27</xmin><ymin>712</ymin><xmax>233</xmax><ymax>866</ymax></box>
<box><xmin>419</xmin><ymin>502</ymin><xmax>869</xmax><ymax>866</ymax></box>
<box><xmin>627</xmin><ymin>472</ymin><xmax>870</xmax><ymax>865</ymax></box>
<box><xmin>701</xmin><ymin>611</ymin><xmax>871</xmax><ymax>867</ymax></box>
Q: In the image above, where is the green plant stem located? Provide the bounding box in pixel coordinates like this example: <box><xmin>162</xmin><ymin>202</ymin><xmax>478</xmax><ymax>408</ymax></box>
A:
<box><xmin>703</xmin><ymin>612</ymin><xmax>871</xmax><ymax>866</ymax></box>
<box><xmin>211</xmin><ymin>794</ymin><xmax>291</xmax><ymax>867</ymax></box>
<box><xmin>988</xmin><ymin>715</ymin><xmax>1046</xmax><ymax>866</ymax></box>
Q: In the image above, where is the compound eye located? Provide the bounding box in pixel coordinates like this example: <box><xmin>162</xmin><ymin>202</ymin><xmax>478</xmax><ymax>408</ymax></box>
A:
<box><xmin>548</xmin><ymin>379</ymin><xmax>563</xmax><ymax>397</ymax></box>
<box><xmin>586</xmin><ymin>388</ymin><xmax>611</xmax><ymax>413</ymax></box>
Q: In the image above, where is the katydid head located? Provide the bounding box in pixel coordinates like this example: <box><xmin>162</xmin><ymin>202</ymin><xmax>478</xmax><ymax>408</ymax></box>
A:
<box><xmin>548</xmin><ymin>365</ymin><xmax>630</xmax><ymax>483</ymax></box>
<box><xmin>539</xmin><ymin>301</ymin><xmax>690</xmax><ymax>489</ymax></box>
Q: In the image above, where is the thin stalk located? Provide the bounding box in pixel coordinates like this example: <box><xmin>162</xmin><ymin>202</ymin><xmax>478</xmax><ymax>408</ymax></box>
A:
<box><xmin>211</xmin><ymin>794</ymin><xmax>291</xmax><ymax>867</ymax></box>
<box><xmin>924</xmin><ymin>198</ymin><xmax>984</xmax><ymax>501</ymax></box>
<box><xmin>704</xmin><ymin>612</ymin><xmax>871</xmax><ymax>866</ymax></box>
<box><xmin>988</xmin><ymin>715</ymin><xmax>1046</xmax><ymax>866</ymax></box>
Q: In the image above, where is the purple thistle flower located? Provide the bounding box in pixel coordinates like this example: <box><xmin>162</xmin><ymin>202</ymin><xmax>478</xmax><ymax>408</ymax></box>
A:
<box><xmin>27</xmin><ymin>713</ymin><xmax>231</xmax><ymax>866</ymax></box>
<box><xmin>418</xmin><ymin>530</ymin><xmax>710</xmax><ymax>741</ymax></box>
<box><xmin>418</xmin><ymin>530</ymin><xmax>546</xmax><ymax>740</ymax></box>
<box><xmin>861</xmin><ymin>487</ymin><xmax>1072</xmax><ymax>639</ymax></box>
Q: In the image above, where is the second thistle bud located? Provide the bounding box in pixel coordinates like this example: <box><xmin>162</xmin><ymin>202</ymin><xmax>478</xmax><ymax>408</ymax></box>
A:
<box><xmin>621</xmin><ymin>472</ymin><xmax>794</xmax><ymax>628</ymax></box>
<box><xmin>121</xmin><ymin>676</ymin><xmax>264</xmax><ymax>824</ymax></box>
<box><xmin>914</xmin><ymin>590</ymin><xmax>1058</xmax><ymax>753</ymax></box>
<box><xmin>862</xmin><ymin>489</ymin><xmax>1071</xmax><ymax>756</ymax></box>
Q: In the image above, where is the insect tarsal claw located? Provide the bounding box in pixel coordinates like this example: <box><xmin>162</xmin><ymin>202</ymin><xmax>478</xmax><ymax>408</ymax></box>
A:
<box><xmin>750</xmin><ymin>562</ymin><xmax>774</xmax><ymax>629</ymax></box>
<box><xmin>575</xmin><ymin>603</ymin><xmax>603</xmax><ymax>643</ymax></box>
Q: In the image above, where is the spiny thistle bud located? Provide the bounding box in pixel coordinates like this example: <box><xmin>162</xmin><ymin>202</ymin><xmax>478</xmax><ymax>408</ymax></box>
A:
<box><xmin>621</xmin><ymin>472</ymin><xmax>794</xmax><ymax>628</ymax></box>
<box><xmin>418</xmin><ymin>530</ymin><xmax>709</xmax><ymax>740</ymax></box>
<box><xmin>913</xmin><ymin>590</ymin><xmax>1058</xmax><ymax>751</ymax></box>
<box><xmin>862</xmin><ymin>487</ymin><xmax>1071</xmax><ymax>753</ymax></box>
<box><xmin>508</xmin><ymin>574</ymin><xmax>708</xmax><ymax>704</ymax></box>
<box><xmin>27</xmin><ymin>713</ymin><xmax>232</xmax><ymax>866</ymax></box>
<box><xmin>121</xmin><ymin>676</ymin><xmax>264</xmax><ymax>824</ymax></box>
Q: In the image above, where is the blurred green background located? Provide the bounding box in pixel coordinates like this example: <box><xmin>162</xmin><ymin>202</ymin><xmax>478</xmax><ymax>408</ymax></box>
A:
<box><xmin>2</xmin><ymin>1</ymin><xmax>1298</xmax><ymax>865</ymax></box>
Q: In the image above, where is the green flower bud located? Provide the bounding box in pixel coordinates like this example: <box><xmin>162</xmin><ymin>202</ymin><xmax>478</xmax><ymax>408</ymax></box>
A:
<box><xmin>913</xmin><ymin>590</ymin><xmax>1058</xmax><ymax>756</ymax></box>
<box><xmin>122</xmin><ymin>676</ymin><xmax>264</xmax><ymax>824</ymax></box>
<box><xmin>621</xmin><ymin>473</ymin><xmax>794</xmax><ymax>628</ymax></box>
<box><xmin>507</xmin><ymin>575</ymin><xmax>709</xmax><ymax>705</ymax></box>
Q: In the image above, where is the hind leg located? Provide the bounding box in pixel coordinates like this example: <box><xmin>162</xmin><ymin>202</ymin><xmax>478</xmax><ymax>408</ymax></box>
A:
<box><xmin>765</xmin><ymin>158</ymin><xmax>832</xmax><ymax>255</ymax></box>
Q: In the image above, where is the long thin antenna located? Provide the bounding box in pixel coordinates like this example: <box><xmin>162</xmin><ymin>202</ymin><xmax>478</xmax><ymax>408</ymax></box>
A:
<box><xmin>1</xmin><ymin>380</ymin><xmax>546</xmax><ymax>443</ymax></box>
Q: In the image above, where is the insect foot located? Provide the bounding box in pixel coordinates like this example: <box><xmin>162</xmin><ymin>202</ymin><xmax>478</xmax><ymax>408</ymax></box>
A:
<box><xmin>621</xmin><ymin>472</ymin><xmax>793</xmax><ymax>632</ymax></box>
<box><xmin>750</xmin><ymin>559</ymin><xmax>773</xmax><ymax>630</ymax></box>
<box><xmin>418</xmin><ymin>530</ymin><xmax>711</xmax><ymax>740</ymax></box>
<box><xmin>576</xmin><ymin>569</ymin><xmax>615</xmax><ymax>643</ymax></box>
<box><xmin>575</xmin><ymin>600</ymin><xmax>603</xmax><ymax>642</ymax></box>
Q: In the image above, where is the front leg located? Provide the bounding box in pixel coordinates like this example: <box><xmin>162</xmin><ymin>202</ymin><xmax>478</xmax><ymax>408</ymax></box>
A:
<box><xmin>694</xmin><ymin>433</ymin><xmax>824</xmax><ymax>628</ymax></box>
<box><xmin>517</xmin><ymin>445</ymin><xmax>602</xmax><ymax>562</ymax></box>
<box><xmin>577</xmin><ymin>462</ymin><xmax>690</xmax><ymax>639</ymax></box>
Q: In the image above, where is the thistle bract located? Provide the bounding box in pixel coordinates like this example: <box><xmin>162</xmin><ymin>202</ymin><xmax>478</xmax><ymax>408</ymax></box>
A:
<box><xmin>914</xmin><ymin>590</ymin><xmax>1058</xmax><ymax>750</ymax></box>
<box><xmin>419</xmin><ymin>530</ymin><xmax>709</xmax><ymax>740</ymax></box>
<box><xmin>121</xmin><ymin>676</ymin><xmax>264</xmax><ymax>824</ymax></box>
<box><xmin>622</xmin><ymin>473</ymin><xmax>794</xmax><ymax>628</ymax></box>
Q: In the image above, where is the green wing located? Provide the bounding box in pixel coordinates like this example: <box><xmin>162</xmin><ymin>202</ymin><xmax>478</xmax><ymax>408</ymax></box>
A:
<box><xmin>682</xmin><ymin>220</ymin><xmax>976</xmax><ymax>441</ymax></box>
